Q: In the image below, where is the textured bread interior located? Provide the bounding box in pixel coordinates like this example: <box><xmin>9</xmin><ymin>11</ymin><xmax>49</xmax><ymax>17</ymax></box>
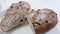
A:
<box><xmin>1</xmin><ymin>1</ymin><xmax>30</xmax><ymax>32</ymax></box>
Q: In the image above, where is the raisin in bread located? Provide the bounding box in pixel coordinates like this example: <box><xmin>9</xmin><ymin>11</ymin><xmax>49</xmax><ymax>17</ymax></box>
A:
<box><xmin>1</xmin><ymin>1</ymin><xmax>30</xmax><ymax>32</ymax></box>
<box><xmin>27</xmin><ymin>9</ymin><xmax>58</xmax><ymax>34</ymax></box>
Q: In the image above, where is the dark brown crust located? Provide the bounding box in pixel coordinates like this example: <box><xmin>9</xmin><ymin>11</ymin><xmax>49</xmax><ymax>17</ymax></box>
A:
<box><xmin>34</xmin><ymin>16</ymin><xmax>58</xmax><ymax>34</ymax></box>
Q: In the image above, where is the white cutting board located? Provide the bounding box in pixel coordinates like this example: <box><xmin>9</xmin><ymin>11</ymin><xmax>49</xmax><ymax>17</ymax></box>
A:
<box><xmin>0</xmin><ymin>0</ymin><xmax>60</xmax><ymax>34</ymax></box>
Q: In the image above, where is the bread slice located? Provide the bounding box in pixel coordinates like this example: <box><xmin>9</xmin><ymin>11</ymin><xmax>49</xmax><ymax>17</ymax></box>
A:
<box><xmin>1</xmin><ymin>1</ymin><xmax>30</xmax><ymax>32</ymax></box>
<box><xmin>27</xmin><ymin>9</ymin><xmax>58</xmax><ymax>34</ymax></box>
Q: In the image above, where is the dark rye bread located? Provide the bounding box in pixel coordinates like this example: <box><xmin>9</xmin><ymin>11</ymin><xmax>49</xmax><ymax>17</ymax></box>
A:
<box><xmin>1</xmin><ymin>1</ymin><xmax>30</xmax><ymax>32</ymax></box>
<box><xmin>27</xmin><ymin>9</ymin><xmax>58</xmax><ymax>34</ymax></box>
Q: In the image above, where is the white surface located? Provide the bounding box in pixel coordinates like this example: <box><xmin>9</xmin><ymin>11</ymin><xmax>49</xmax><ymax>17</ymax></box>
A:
<box><xmin>0</xmin><ymin>0</ymin><xmax>60</xmax><ymax>34</ymax></box>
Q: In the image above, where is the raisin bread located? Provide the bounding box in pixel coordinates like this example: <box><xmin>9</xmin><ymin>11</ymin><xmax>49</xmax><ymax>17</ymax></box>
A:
<box><xmin>27</xmin><ymin>8</ymin><xmax>58</xmax><ymax>34</ymax></box>
<box><xmin>1</xmin><ymin>1</ymin><xmax>30</xmax><ymax>32</ymax></box>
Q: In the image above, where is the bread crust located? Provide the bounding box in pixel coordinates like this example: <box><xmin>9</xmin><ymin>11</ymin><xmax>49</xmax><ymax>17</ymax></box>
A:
<box><xmin>27</xmin><ymin>9</ymin><xmax>58</xmax><ymax>34</ymax></box>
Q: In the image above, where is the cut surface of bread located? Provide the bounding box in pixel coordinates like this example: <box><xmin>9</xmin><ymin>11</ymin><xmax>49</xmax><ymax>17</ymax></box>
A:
<box><xmin>1</xmin><ymin>1</ymin><xmax>30</xmax><ymax>32</ymax></box>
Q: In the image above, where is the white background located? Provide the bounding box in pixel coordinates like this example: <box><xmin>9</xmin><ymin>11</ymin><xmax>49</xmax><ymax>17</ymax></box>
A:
<box><xmin>0</xmin><ymin>0</ymin><xmax>60</xmax><ymax>34</ymax></box>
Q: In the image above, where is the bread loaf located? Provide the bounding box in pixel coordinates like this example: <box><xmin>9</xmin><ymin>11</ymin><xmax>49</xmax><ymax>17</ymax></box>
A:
<box><xmin>1</xmin><ymin>1</ymin><xmax>30</xmax><ymax>32</ymax></box>
<box><xmin>0</xmin><ymin>1</ymin><xmax>58</xmax><ymax>34</ymax></box>
<box><xmin>27</xmin><ymin>8</ymin><xmax>58</xmax><ymax>34</ymax></box>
